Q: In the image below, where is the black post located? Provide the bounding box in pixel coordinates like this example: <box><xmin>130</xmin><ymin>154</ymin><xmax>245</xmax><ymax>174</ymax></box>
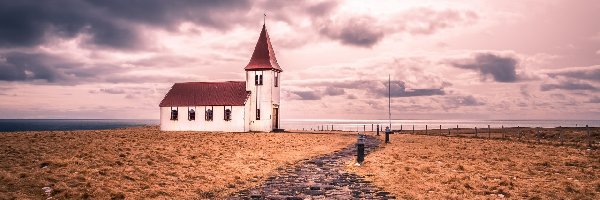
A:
<box><xmin>377</xmin><ymin>124</ymin><xmax>380</xmax><ymax>136</ymax></box>
<box><xmin>502</xmin><ymin>125</ymin><xmax>504</xmax><ymax>138</ymax></box>
<box><xmin>372</xmin><ymin>124</ymin><xmax>374</xmax><ymax>132</ymax></box>
<box><xmin>413</xmin><ymin>125</ymin><xmax>415</xmax><ymax>134</ymax></box>
<box><xmin>385</xmin><ymin>126</ymin><xmax>390</xmax><ymax>143</ymax></box>
<box><xmin>587</xmin><ymin>125</ymin><xmax>592</xmax><ymax>148</ymax></box>
<box><xmin>425</xmin><ymin>125</ymin><xmax>428</xmax><ymax>135</ymax></box>
<box><xmin>475</xmin><ymin>127</ymin><xmax>478</xmax><ymax>137</ymax></box>
<box><xmin>439</xmin><ymin>125</ymin><xmax>442</xmax><ymax>135</ymax></box>
<box><xmin>488</xmin><ymin>125</ymin><xmax>491</xmax><ymax>139</ymax></box>
<box><xmin>357</xmin><ymin>134</ymin><xmax>365</xmax><ymax>163</ymax></box>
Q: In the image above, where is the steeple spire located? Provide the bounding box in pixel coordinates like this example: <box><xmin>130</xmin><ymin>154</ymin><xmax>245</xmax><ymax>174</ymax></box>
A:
<box><xmin>244</xmin><ymin>21</ymin><xmax>283</xmax><ymax>72</ymax></box>
<box><xmin>263</xmin><ymin>13</ymin><xmax>266</xmax><ymax>26</ymax></box>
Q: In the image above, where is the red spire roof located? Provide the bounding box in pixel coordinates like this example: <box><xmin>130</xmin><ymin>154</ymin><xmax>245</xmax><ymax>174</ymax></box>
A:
<box><xmin>244</xmin><ymin>25</ymin><xmax>283</xmax><ymax>72</ymax></box>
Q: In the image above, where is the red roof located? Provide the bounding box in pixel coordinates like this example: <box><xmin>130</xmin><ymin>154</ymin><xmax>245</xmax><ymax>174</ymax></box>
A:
<box><xmin>244</xmin><ymin>25</ymin><xmax>283</xmax><ymax>72</ymax></box>
<box><xmin>159</xmin><ymin>81</ymin><xmax>250</xmax><ymax>107</ymax></box>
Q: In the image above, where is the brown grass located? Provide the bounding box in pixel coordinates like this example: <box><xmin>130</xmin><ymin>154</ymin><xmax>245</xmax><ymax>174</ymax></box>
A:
<box><xmin>349</xmin><ymin>133</ymin><xmax>600</xmax><ymax>199</ymax></box>
<box><xmin>0</xmin><ymin>126</ymin><xmax>355</xmax><ymax>199</ymax></box>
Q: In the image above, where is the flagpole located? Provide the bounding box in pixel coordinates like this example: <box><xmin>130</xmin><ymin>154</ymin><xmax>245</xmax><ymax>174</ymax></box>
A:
<box><xmin>388</xmin><ymin>74</ymin><xmax>391</xmax><ymax>130</ymax></box>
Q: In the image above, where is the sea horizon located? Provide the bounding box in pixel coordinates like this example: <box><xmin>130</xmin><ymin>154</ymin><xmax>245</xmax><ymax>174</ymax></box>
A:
<box><xmin>1</xmin><ymin>118</ymin><xmax>598</xmax><ymax>132</ymax></box>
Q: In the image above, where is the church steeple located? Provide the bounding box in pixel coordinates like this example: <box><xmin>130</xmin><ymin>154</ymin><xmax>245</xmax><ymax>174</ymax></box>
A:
<box><xmin>244</xmin><ymin>24</ymin><xmax>282</xmax><ymax>72</ymax></box>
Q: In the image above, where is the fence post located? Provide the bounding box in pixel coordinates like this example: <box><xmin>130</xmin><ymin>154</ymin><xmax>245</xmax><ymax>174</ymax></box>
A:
<box><xmin>426</xmin><ymin>125</ymin><xmax>428</xmax><ymax>135</ymax></box>
<box><xmin>376</xmin><ymin>124</ymin><xmax>380</xmax><ymax>136</ymax></box>
<box><xmin>587</xmin><ymin>125</ymin><xmax>592</xmax><ymax>148</ymax></box>
<box><xmin>559</xmin><ymin>126</ymin><xmax>564</xmax><ymax>145</ymax></box>
<box><xmin>439</xmin><ymin>125</ymin><xmax>442</xmax><ymax>135</ymax></box>
<box><xmin>475</xmin><ymin>127</ymin><xmax>478</xmax><ymax>137</ymax></box>
<box><xmin>448</xmin><ymin>128</ymin><xmax>450</xmax><ymax>135</ymax></box>
<box><xmin>488</xmin><ymin>125</ymin><xmax>491</xmax><ymax>139</ymax></box>
<box><xmin>412</xmin><ymin>125</ymin><xmax>415</xmax><ymax>134</ymax></box>
<box><xmin>372</xmin><ymin>124</ymin><xmax>374</xmax><ymax>132</ymax></box>
<box><xmin>501</xmin><ymin>125</ymin><xmax>504</xmax><ymax>138</ymax></box>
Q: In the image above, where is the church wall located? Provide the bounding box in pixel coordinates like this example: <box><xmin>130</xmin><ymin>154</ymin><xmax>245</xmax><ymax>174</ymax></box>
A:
<box><xmin>160</xmin><ymin>106</ymin><xmax>246</xmax><ymax>132</ymax></box>
<box><xmin>246</xmin><ymin>70</ymin><xmax>279</xmax><ymax>132</ymax></box>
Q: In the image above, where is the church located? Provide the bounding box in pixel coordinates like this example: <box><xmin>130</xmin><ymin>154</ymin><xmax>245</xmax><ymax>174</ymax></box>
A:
<box><xmin>159</xmin><ymin>24</ymin><xmax>282</xmax><ymax>132</ymax></box>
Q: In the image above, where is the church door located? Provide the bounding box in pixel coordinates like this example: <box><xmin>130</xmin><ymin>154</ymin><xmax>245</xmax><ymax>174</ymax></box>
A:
<box><xmin>272</xmin><ymin>108</ymin><xmax>279</xmax><ymax>130</ymax></box>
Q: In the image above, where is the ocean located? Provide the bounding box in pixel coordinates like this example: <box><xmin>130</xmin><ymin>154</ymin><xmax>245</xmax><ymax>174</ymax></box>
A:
<box><xmin>0</xmin><ymin>119</ymin><xmax>158</xmax><ymax>132</ymax></box>
<box><xmin>0</xmin><ymin>119</ymin><xmax>598</xmax><ymax>132</ymax></box>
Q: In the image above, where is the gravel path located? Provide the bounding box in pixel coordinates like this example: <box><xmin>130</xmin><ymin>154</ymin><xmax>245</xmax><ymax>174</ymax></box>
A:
<box><xmin>229</xmin><ymin>135</ymin><xmax>395</xmax><ymax>199</ymax></box>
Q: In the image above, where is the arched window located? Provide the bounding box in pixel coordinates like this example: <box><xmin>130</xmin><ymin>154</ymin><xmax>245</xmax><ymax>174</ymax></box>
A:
<box><xmin>170</xmin><ymin>108</ymin><xmax>178</xmax><ymax>121</ymax></box>
<box><xmin>224</xmin><ymin>108</ymin><xmax>232</xmax><ymax>121</ymax></box>
<box><xmin>205</xmin><ymin>108</ymin><xmax>213</xmax><ymax>121</ymax></box>
<box><xmin>188</xmin><ymin>108</ymin><xmax>195</xmax><ymax>121</ymax></box>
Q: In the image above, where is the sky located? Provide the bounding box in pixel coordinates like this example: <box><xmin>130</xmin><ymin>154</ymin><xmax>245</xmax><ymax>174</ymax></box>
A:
<box><xmin>0</xmin><ymin>0</ymin><xmax>599</xmax><ymax>120</ymax></box>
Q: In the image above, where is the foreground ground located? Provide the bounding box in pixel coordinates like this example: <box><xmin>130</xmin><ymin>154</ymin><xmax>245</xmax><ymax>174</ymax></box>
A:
<box><xmin>0</xmin><ymin>126</ymin><xmax>355</xmax><ymax>199</ymax></box>
<box><xmin>350</xmin><ymin>133</ymin><xmax>600</xmax><ymax>199</ymax></box>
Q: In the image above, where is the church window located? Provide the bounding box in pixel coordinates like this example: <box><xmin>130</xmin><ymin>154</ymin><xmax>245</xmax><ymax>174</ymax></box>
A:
<box><xmin>256</xmin><ymin>108</ymin><xmax>261</xmax><ymax>120</ymax></box>
<box><xmin>255</xmin><ymin>74</ymin><xmax>263</xmax><ymax>85</ymax></box>
<box><xmin>188</xmin><ymin>108</ymin><xmax>195</xmax><ymax>121</ymax></box>
<box><xmin>274</xmin><ymin>73</ymin><xmax>279</xmax><ymax>87</ymax></box>
<box><xmin>224</xmin><ymin>108</ymin><xmax>232</xmax><ymax>121</ymax></box>
<box><xmin>205</xmin><ymin>107</ymin><xmax>213</xmax><ymax>121</ymax></box>
<box><xmin>170</xmin><ymin>108</ymin><xmax>178</xmax><ymax>120</ymax></box>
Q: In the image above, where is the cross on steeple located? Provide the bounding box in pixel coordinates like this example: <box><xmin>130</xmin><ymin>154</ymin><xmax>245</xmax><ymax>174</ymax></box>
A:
<box><xmin>263</xmin><ymin>13</ymin><xmax>266</xmax><ymax>25</ymax></box>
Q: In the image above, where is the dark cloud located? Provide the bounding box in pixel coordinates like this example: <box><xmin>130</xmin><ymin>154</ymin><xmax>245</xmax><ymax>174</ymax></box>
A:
<box><xmin>0</xmin><ymin>52</ymin><xmax>77</xmax><ymax>83</ymax></box>
<box><xmin>399</xmin><ymin>8</ymin><xmax>478</xmax><ymax>35</ymax></box>
<box><xmin>99</xmin><ymin>88</ymin><xmax>126</xmax><ymax>94</ymax></box>
<box><xmin>450</xmin><ymin>53</ymin><xmax>519</xmax><ymax>82</ymax></box>
<box><xmin>0</xmin><ymin>0</ymin><xmax>252</xmax><ymax>49</ymax></box>
<box><xmin>547</xmin><ymin>66</ymin><xmax>600</xmax><ymax>83</ymax></box>
<box><xmin>0</xmin><ymin>51</ymin><xmax>195</xmax><ymax>84</ymax></box>
<box><xmin>588</xmin><ymin>97</ymin><xmax>600</xmax><ymax>103</ymax></box>
<box><xmin>540</xmin><ymin>81</ymin><xmax>598</xmax><ymax>91</ymax></box>
<box><xmin>317</xmin><ymin>8</ymin><xmax>477</xmax><ymax>48</ymax></box>
<box><xmin>319</xmin><ymin>16</ymin><xmax>384</xmax><ymax>48</ymax></box>
<box><xmin>445</xmin><ymin>95</ymin><xmax>485</xmax><ymax>107</ymax></box>
<box><xmin>324</xmin><ymin>87</ymin><xmax>345</xmax><ymax>96</ymax></box>
<box><xmin>321</xmin><ymin>80</ymin><xmax>445</xmax><ymax>98</ymax></box>
<box><xmin>289</xmin><ymin>91</ymin><xmax>321</xmax><ymax>100</ymax></box>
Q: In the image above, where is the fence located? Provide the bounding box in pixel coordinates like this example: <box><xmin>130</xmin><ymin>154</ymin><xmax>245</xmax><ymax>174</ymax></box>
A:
<box><xmin>290</xmin><ymin>124</ymin><xmax>599</xmax><ymax>149</ymax></box>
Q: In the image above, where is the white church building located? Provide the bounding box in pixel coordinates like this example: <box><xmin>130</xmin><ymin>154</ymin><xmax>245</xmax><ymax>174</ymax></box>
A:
<box><xmin>159</xmin><ymin>24</ymin><xmax>282</xmax><ymax>132</ymax></box>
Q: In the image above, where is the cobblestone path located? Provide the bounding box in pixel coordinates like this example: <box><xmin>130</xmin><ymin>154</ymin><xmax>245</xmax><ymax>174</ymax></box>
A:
<box><xmin>229</xmin><ymin>135</ymin><xmax>395</xmax><ymax>199</ymax></box>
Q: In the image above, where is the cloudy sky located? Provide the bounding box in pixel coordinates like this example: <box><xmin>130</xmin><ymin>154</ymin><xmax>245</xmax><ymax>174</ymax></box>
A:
<box><xmin>0</xmin><ymin>0</ymin><xmax>599</xmax><ymax>120</ymax></box>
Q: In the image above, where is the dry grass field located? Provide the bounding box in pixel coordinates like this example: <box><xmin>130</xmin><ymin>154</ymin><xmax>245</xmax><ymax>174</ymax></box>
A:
<box><xmin>349</xmin><ymin>133</ymin><xmax>600</xmax><ymax>199</ymax></box>
<box><xmin>0</xmin><ymin>126</ymin><xmax>355</xmax><ymax>199</ymax></box>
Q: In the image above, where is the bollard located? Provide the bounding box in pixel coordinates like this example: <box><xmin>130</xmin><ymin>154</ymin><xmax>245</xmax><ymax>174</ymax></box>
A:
<box><xmin>475</xmin><ymin>127</ymin><xmax>478</xmax><ymax>137</ymax></box>
<box><xmin>363</xmin><ymin>125</ymin><xmax>366</xmax><ymax>132</ymax></box>
<box><xmin>426</xmin><ymin>125</ymin><xmax>428</xmax><ymax>135</ymax></box>
<box><xmin>357</xmin><ymin>134</ymin><xmax>365</xmax><ymax>163</ymax></box>
<box><xmin>439</xmin><ymin>125</ymin><xmax>442</xmax><ymax>136</ymax></box>
<box><xmin>488</xmin><ymin>125</ymin><xmax>491</xmax><ymax>139</ymax></box>
<box><xmin>502</xmin><ymin>125</ymin><xmax>504</xmax><ymax>138</ymax></box>
<box><xmin>376</xmin><ymin>124</ymin><xmax>380</xmax><ymax>136</ymax></box>
<box><xmin>372</xmin><ymin>124</ymin><xmax>374</xmax><ymax>132</ymax></box>
<box><xmin>385</xmin><ymin>126</ymin><xmax>391</xmax><ymax>143</ymax></box>
<box><xmin>448</xmin><ymin>128</ymin><xmax>450</xmax><ymax>135</ymax></box>
<box><xmin>413</xmin><ymin>125</ymin><xmax>415</xmax><ymax>134</ymax></box>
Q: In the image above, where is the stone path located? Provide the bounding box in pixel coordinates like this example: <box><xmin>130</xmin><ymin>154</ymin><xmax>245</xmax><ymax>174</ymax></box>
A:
<box><xmin>229</xmin><ymin>135</ymin><xmax>395</xmax><ymax>199</ymax></box>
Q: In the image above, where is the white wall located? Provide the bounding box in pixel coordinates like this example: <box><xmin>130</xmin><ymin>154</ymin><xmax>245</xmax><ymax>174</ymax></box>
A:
<box><xmin>160</xmin><ymin>106</ymin><xmax>246</xmax><ymax>132</ymax></box>
<box><xmin>246</xmin><ymin>70</ymin><xmax>281</xmax><ymax>132</ymax></box>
